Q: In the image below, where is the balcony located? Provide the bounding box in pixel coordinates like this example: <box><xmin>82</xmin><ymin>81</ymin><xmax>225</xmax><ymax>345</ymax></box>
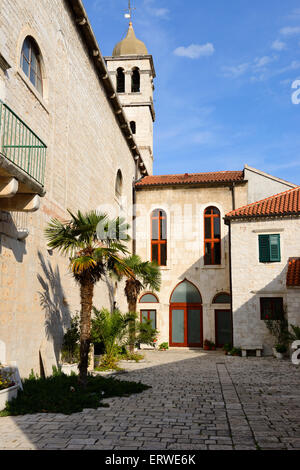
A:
<box><xmin>0</xmin><ymin>100</ymin><xmax>46</xmax><ymax>212</ymax></box>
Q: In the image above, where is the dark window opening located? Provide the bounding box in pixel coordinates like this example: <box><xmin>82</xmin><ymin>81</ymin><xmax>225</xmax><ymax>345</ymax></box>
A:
<box><xmin>131</xmin><ymin>68</ymin><xmax>140</xmax><ymax>93</ymax></box>
<box><xmin>117</xmin><ymin>68</ymin><xmax>125</xmax><ymax>93</ymax></box>
<box><xmin>260</xmin><ymin>298</ymin><xmax>284</xmax><ymax>321</ymax></box>
<box><xmin>130</xmin><ymin>121</ymin><xmax>136</xmax><ymax>134</ymax></box>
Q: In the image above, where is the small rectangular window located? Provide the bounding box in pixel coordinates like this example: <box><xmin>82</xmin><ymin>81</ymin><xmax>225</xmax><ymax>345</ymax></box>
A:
<box><xmin>259</xmin><ymin>234</ymin><xmax>281</xmax><ymax>263</ymax></box>
<box><xmin>260</xmin><ymin>298</ymin><xmax>284</xmax><ymax>320</ymax></box>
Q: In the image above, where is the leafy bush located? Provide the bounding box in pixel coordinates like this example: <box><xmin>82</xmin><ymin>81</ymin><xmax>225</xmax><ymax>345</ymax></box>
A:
<box><xmin>91</xmin><ymin>307</ymin><xmax>136</xmax><ymax>370</ymax></box>
<box><xmin>275</xmin><ymin>344</ymin><xmax>287</xmax><ymax>354</ymax></box>
<box><xmin>135</xmin><ymin>318</ymin><xmax>158</xmax><ymax>347</ymax></box>
<box><xmin>228</xmin><ymin>347</ymin><xmax>242</xmax><ymax>356</ymax></box>
<box><xmin>159</xmin><ymin>342</ymin><xmax>169</xmax><ymax>350</ymax></box>
<box><xmin>0</xmin><ymin>369</ymin><xmax>151</xmax><ymax>416</ymax></box>
<box><xmin>264</xmin><ymin>317</ymin><xmax>290</xmax><ymax>348</ymax></box>
<box><xmin>290</xmin><ymin>324</ymin><xmax>300</xmax><ymax>341</ymax></box>
<box><xmin>61</xmin><ymin>314</ymin><xmax>80</xmax><ymax>364</ymax></box>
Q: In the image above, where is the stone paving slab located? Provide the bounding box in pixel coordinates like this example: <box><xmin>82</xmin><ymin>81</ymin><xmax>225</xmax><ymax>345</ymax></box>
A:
<box><xmin>0</xmin><ymin>350</ymin><xmax>299</xmax><ymax>450</ymax></box>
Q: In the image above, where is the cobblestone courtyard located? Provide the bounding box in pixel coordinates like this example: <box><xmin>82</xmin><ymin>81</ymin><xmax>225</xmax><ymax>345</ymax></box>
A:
<box><xmin>0</xmin><ymin>350</ymin><xmax>299</xmax><ymax>450</ymax></box>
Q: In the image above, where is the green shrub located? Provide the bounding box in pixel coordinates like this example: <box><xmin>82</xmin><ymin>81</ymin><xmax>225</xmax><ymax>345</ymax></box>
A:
<box><xmin>135</xmin><ymin>318</ymin><xmax>158</xmax><ymax>346</ymax></box>
<box><xmin>0</xmin><ymin>370</ymin><xmax>151</xmax><ymax>416</ymax></box>
<box><xmin>290</xmin><ymin>324</ymin><xmax>300</xmax><ymax>341</ymax></box>
<box><xmin>275</xmin><ymin>344</ymin><xmax>287</xmax><ymax>354</ymax></box>
<box><xmin>61</xmin><ymin>314</ymin><xmax>80</xmax><ymax>364</ymax></box>
<box><xmin>159</xmin><ymin>342</ymin><xmax>169</xmax><ymax>350</ymax></box>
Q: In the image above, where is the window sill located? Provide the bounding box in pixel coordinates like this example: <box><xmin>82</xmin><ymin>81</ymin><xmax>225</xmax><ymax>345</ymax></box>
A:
<box><xmin>201</xmin><ymin>265</ymin><xmax>225</xmax><ymax>270</ymax></box>
<box><xmin>17</xmin><ymin>69</ymin><xmax>49</xmax><ymax>114</ymax></box>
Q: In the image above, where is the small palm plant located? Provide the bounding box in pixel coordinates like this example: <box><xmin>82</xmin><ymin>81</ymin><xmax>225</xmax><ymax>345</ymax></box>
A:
<box><xmin>91</xmin><ymin>307</ymin><xmax>134</xmax><ymax>369</ymax></box>
<box><xmin>45</xmin><ymin>210</ymin><xmax>133</xmax><ymax>386</ymax></box>
<box><xmin>123</xmin><ymin>255</ymin><xmax>161</xmax><ymax>352</ymax></box>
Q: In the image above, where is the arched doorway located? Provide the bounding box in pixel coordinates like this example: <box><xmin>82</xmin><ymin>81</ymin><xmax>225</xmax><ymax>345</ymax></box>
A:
<box><xmin>169</xmin><ymin>280</ymin><xmax>203</xmax><ymax>347</ymax></box>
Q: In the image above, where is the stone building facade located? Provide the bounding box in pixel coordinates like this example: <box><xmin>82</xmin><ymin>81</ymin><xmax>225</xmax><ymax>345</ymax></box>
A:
<box><xmin>134</xmin><ymin>172</ymin><xmax>296</xmax><ymax>349</ymax></box>
<box><xmin>0</xmin><ymin>0</ymin><xmax>146</xmax><ymax>377</ymax></box>
<box><xmin>226</xmin><ymin>187</ymin><xmax>300</xmax><ymax>354</ymax></box>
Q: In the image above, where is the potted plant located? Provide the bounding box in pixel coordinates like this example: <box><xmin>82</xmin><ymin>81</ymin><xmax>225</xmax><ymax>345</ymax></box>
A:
<box><xmin>228</xmin><ymin>347</ymin><xmax>242</xmax><ymax>357</ymax></box>
<box><xmin>223</xmin><ymin>343</ymin><xmax>232</xmax><ymax>355</ymax></box>
<box><xmin>273</xmin><ymin>344</ymin><xmax>287</xmax><ymax>359</ymax></box>
<box><xmin>159</xmin><ymin>342</ymin><xmax>169</xmax><ymax>351</ymax></box>
<box><xmin>204</xmin><ymin>339</ymin><xmax>216</xmax><ymax>351</ymax></box>
<box><xmin>0</xmin><ymin>369</ymin><xmax>18</xmax><ymax>411</ymax></box>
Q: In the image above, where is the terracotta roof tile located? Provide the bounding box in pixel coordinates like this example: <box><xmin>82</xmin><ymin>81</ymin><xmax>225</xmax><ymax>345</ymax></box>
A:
<box><xmin>135</xmin><ymin>171</ymin><xmax>244</xmax><ymax>188</ymax></box>
<box><xmin>287</xmin><ymin>258</ymin><xmax>300</xmax><ymax>287</ymax></box>
<box><xmin>226</xmin><ymin>186</ymin><xmax>300</xmax><ymax>219</ymax></box>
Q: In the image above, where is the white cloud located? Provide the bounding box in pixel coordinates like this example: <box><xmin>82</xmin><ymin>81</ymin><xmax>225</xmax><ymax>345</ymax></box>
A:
<box><xmin>174</xmin><ymin>43</ymin><xmax>215</xmax><ymax>59</ymax></box>
<box><xmin>152</xmin><ymin>8</ymin><xmax>169</xmax><ymax>18</ymax></box>
<box><xmin>280</xmin><ymin>26</ymin><xmax>300</xmax><ymax>35</ymax></box>
<box><xmin>221</xmin><ymin>63</ymin><xmax>249</xmax><ymax>78</ymax></box>
<box><xmin>254</xmin><ymin>56</ymin><xmax>277</xmax><ymax>68</ymax></box>
<box><xmin>271</xmin><ymin>39</ymin><xmax>287</xmax><ymax>51</ymax></box>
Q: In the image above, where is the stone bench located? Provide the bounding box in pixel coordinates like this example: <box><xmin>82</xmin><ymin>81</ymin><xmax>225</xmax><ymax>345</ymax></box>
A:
<box><xmin>241</xmin><ymin>346</ymin><xmax>263</xmax><ymax>357</ymax></box>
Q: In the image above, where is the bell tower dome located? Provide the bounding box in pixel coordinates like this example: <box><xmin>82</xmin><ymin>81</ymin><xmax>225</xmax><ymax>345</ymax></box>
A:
<box><xmin>105</xmin><ymin>21</ymin><xmax>156</xmax><ymax>176</ymax></box>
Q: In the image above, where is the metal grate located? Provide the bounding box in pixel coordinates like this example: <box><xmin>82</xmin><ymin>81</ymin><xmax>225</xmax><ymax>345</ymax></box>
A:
<box><xmin>0</xmin><ymin>100</ymin><xmax>47</xmax><ymax>186</ymax></box>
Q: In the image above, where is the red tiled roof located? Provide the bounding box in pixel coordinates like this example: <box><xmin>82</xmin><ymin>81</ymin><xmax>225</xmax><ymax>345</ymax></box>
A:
<box><xmin>135</xmin><ymin>171</ymin><xmax>244</xmax><ymax>188</ymax></box>
<box><xmin>287</xmin><ymin>258</ymin><xmax>300</xmax><ymax>287</ymax></box>
<box><xmin>226</xmin><ymin>186</ymin><xmax>300</xmax><ymax>219</ymax></box>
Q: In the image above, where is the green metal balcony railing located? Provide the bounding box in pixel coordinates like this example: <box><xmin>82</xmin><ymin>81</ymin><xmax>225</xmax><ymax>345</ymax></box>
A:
<box><xmin>0</xmin><ymin>100</ymin><xmax>47</xmax><ymax>186</ymax></box>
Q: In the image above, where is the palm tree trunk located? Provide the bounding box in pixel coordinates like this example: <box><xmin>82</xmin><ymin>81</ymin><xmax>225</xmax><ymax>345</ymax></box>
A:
<box><xmin>79</xmin><ymin>280</ymin><xmax>94</xmax><ymax>386</ymax></box>
<box><xmin>128</xmin><ymin>299</ymin><xmax>137</xmax><ymax>353</ymax></box>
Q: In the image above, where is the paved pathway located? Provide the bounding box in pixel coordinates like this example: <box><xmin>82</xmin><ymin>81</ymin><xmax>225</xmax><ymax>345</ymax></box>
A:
<box><xmin>0</xmin><ymin>350</ymin><xmax>299</xmax><ymax>450</ymax></box>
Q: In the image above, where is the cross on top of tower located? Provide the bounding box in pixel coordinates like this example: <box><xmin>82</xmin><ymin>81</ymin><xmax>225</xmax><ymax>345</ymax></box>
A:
<box><xmin>124</xmin><ymin>0</ymin><xmax>136</xmax><ymax>22</ymax></box>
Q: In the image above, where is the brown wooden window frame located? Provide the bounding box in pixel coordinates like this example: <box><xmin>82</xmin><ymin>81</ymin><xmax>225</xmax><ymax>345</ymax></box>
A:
<box><xmin>151</xmin><ymin>209</ymin><xmax>167</xmax><ymax>267</ymax></box>
<box><xmin>20</xmin><ymin>37</ymin><xmax>43</xmax><ymax>95</ymax></box>
<box><xmin>204</xmin><ymin>206</ymin><xmax>221</xmax><ymax>265</ymax></box>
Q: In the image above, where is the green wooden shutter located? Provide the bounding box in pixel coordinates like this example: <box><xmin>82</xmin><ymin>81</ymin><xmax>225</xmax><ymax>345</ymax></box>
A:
<box><xmin>269</xmin><ymin>234</ymin><xmax>281</xmax><ymax>262</ymax></box>
<box><xmin>259</xmin><ymin>235</ymin><xmax>270</xmax><ymax>262</ymax></box>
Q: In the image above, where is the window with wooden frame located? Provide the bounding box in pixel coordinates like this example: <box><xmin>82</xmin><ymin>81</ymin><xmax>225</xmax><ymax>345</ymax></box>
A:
<box><xmin>260</xmin><ymin>298</ymin><xmax>284</xmax><ymax>321</ymax></box>
<box><xmin>151</xmin><ymin>209</ymin><xmax>167</xmax><ymax>266</ymax></box>
<box><xmin>20</xmin><ymin>37</ymin><xmax>43</xmax><ymax>95</ymax></box>
<box><xmin>139</xmin><ymin>293</ymin><xmax>159</xmax><ymax>303</ymax></box>
<box><xmin>259</xmin><ymin>234</ymin><xmax>281</xmax><ymax>263</ymax></box>
<box><xmin>204</xmin><ymin>207</ymin><xmax>221</xmax><ymax>265</ymax></box>
<box><xmin>116</xmin><ymin>67</ymin><xmax>125</xmax><ymax>93</ymax></box>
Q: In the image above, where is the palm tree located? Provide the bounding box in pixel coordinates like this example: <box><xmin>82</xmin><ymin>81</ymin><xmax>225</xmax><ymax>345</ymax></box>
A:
<box><xmin>123</xmin><ymin>254</ymin><xmax>161</xmax><ymax>352</ymax></box>
<box><xmin>45</xmin><ymin>210</ymin><xmax>133</xmax><ymax>385</ymax></box>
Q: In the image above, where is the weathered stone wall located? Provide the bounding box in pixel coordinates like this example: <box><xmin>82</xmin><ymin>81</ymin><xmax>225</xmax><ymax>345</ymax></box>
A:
<box><xmin>230</xmin><ymin>216</ymin><xmax>300</xmax><ymax>354</ymax></box>
<box><xmin>0</xmin><ymin>0</ymin><xmax>136</xmax><ymax>376</ymax></box>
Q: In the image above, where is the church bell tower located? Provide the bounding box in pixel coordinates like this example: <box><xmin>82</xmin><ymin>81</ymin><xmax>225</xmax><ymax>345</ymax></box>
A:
<box><xmin>105</xmin><ymin>11</ymin><xmax>156</xmax><ymax>176</ymax></box>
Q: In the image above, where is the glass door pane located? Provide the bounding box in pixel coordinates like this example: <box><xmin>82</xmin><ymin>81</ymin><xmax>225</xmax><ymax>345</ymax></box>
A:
<box><xmin>188</xmin><ymin>309</ymin><xmax>201</xmax><ymax>344</ymax></box>
<box><xmin>216</xmin><ymin>310</ymin><xmax>232</xmax><ymax>346</ymax></box>
<box><xmin>172</xmin><ymin>309</ymin><xmax>185</xmax><ymax>344</ymax></box>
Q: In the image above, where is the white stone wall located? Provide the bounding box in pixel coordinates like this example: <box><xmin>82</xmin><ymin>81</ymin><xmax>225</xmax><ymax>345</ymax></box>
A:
<box><xmin>0</xmin><ymin>0</ymin><xmax>136</xmax><ymax>377</ymax></box>
<box><xmin>244</xmin><ymin>165</ymin><xmax>296</xmax><ymax>204</ymax></box>
<box><xmin>135</xmin><ymin>184</ymin><xmax>248</xmax><ymax>346</ymax></box>
<box><xmin>230</xmin><ymin>216</ymin><xmax>300</xmax><ymax>354</ymax></box>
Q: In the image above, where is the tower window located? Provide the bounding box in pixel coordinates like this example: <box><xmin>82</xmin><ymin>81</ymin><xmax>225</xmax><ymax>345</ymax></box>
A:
<box><xmin>116</xmin><ymin>67</ymin><xmax>125</xmax><ymax>93</ymax></box>
<box><xmin>130</xmin><ymin>121</ymin><xmax>136</xmax><ymax>134</ymax></box>
<box><xmin>20</xmin><ymin>36</ymin><xmax>43</xmax><ymax>95</ymax></box>
<box><xmin>131</xmin><ymin>67</ymin><xmax>140</xmax><ymax>93</ymax></box>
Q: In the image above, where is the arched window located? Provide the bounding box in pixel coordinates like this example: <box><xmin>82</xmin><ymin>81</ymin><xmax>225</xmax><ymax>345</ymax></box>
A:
<box><xmin>213</xmin><ymin>292</ymin><xmax>231</xmax><ymax>304</ymax></box>
<box><xmin>115</xmin><ymin>170</ymin><xmax>123</xmax><ymax>198</ymax></box>
<box><xmin>131</xmin><ymin>67</ymin><xmax>140</xmax><ymax>93</ymax></box>
<box><xmin>116</xmin><ymin>67</ymin><xmax>125</xmax><ymax>93</ymax></box>
<box><xmin>20</xmin><ymin>36</ymin><xmax>43</xmax><ymax>94</ymax></box>
<box><xmin>130</xmin><ymin>121</ymin><xmax>136</xmax><ymax>134</ymax></box>
<box><xmin>151</xmin><ymin>209</ymin><xmax>167</xmax><ymax>266</ymax></box>
<box><xmin>139</xmin><ymin>293</ymin><xmax>159</xmax><ymax>303</ymax></box>
<box><xmin>204</xmin><ymin>206</ymin><xmax>221</xmax><ymax>265</ymax></box>
<box><xmin>170</xmin><ymin>281</ymin><xmax>202</xmax><ymax>304</ymax></box>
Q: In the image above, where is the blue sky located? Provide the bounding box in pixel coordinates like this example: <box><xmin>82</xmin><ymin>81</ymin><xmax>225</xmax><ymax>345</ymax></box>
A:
<box><xmin>84</xmin><ymin>0</ymin><xmax>300</xmax><ymax>184</ymax></box>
